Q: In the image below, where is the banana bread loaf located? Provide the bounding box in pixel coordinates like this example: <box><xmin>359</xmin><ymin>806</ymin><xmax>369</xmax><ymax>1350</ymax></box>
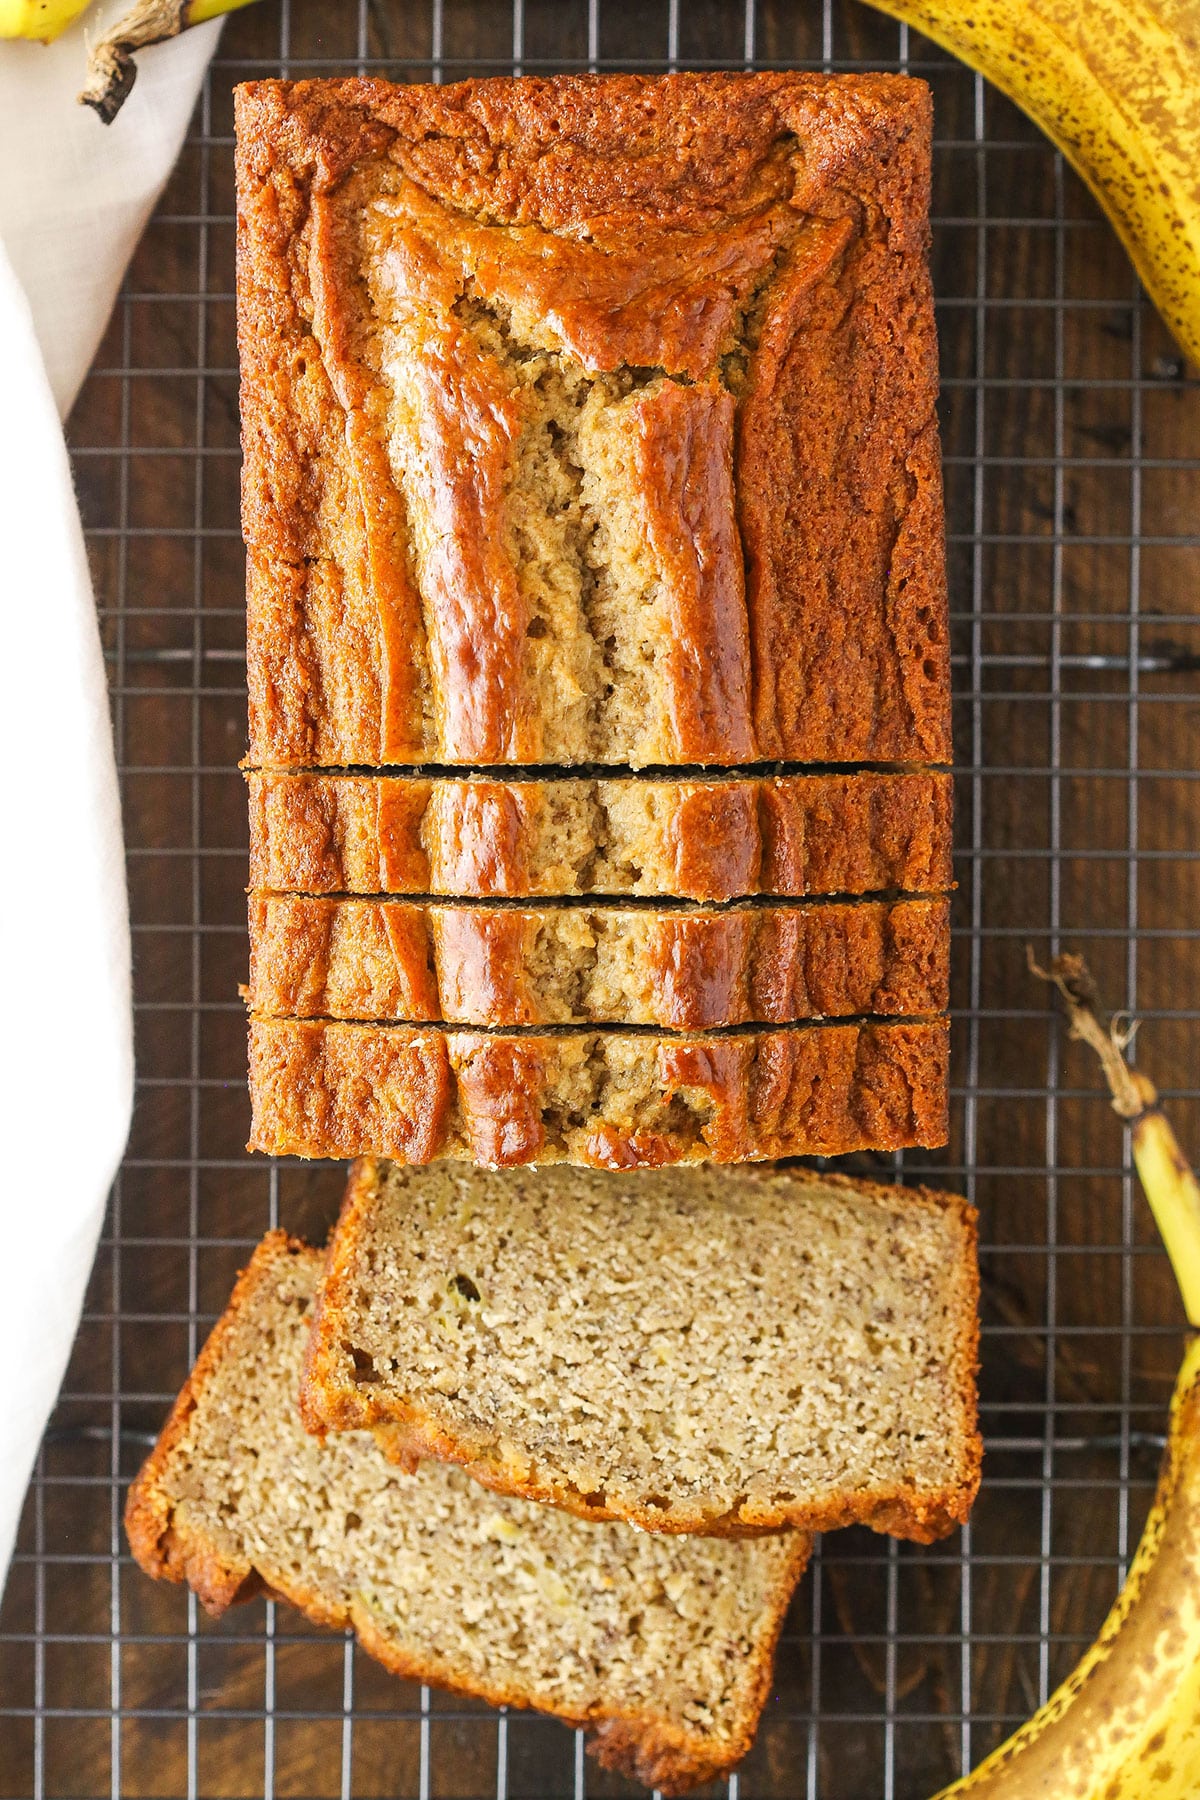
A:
<box><xmin>236</xmin><ymin>71</ymin><xmax>948</xmax><ymax>769</ymax></box>
<box><xmin>126</xmin><ymin>1234</ymin><xmax>810</xmax><ymax>1796</ymax></box>
<box><xmin>247</xmin><ymin>1016</ymin><xmax>949</xmax><ymax>1165</ymax></box>
<box><xmin>303</xmin><ymin>1161</ymin><xmax>980</xmax><ymax>1540</ymax></box>
<box><xmin>247</xmin><ymin>893</ymin><xmax>949</xmax><ymax>1028</ymax></box>
<box><xmin>247</xmin><ymin>770</ymin><xmax>954</xmax><ymax>901</ymax></box>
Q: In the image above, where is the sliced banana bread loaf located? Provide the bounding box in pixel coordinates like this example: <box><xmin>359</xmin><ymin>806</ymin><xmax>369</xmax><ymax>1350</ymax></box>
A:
<box><xmin>247</xmin><ymin>1017</ymin><xmax>949</xmax><ymax>1165</ymax></box>
<box><xmin>247</xmin><ymin>770</ymin><xmax>954</xmax><ymax>902</ymax></box>
<box><xmin>247</xmin><ymin>894</ymin><xmax>950</xmax><ymax>1029</ymax></box>
<box><xmin>237</xmin><ymin>72</ymin><xmax>947</xmax><ymax>768</ymax></box>
<box><xmin>302</xmin><ymin>1163</ymin><xmax>981</xmax><ymax>1541</ymax></box>
<box><xmin>126</xmin><ymin>1234</ymin><xmax>809</xmax><ymax>1796</ymax></box>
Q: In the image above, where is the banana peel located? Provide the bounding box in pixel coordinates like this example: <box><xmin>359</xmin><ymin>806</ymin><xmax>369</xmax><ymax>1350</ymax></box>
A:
<box><xmin>0</xmin><ymin>0</ymin><xmax>259</xmax><ymax>119</ymax></box>
<box><xmin>931</xmin><ymin>954</ymin><xmax>1200</xmax><ymax>1800</ymax></box>
<box><xmin>863</xmin><ymin>0</ymin><xmax>1200</xmax><ymax>369</ymax></box>
<box><xmin>935</xmin><ymin>1338</ymin><xmax>1200</xmax><ymax>1797</ymax></box>
<box><xmin>0</xmin><ymin>0</ymin><xmax>91</xmax><ymax>38</ymax></box>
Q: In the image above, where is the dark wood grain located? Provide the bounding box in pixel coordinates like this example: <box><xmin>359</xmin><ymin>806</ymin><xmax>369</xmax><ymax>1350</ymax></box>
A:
<box><xmin>1</xmin><ymin>2</ymin><xmax>1198</xmax><ymax>1796</ymax></box>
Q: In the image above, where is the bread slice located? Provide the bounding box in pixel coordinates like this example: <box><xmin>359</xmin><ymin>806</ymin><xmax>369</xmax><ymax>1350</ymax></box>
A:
<box><xmin>237</xmin><ymin>73</ymin><xmax>947</xmax><ymax>769</ymax></box>
<box><xmin>247</xmin><ymin>894</ymin><xmax>950</xmax><ymax>1029</ymax></box>
<box><xmin>302</xmin><ymin>1162</ymin><xmax>980</xmax><ymax>1541</ymax></box>
<box><xmin>247</xmin><ymin>1016</ymin><xmax>949</xmax><ymax>1165</ymax></box>
<box><xmin>126</xmin><ymin>1234</ymin><xmax>809</xmax><ymax>1796</ymax></box>
<box><xmin>247</xmin><ymin>769</ymin><xmax>954</xmax><ymax>902</ymax></box>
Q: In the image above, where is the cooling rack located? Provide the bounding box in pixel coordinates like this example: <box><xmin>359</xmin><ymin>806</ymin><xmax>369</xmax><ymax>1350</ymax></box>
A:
<box><xmin>2</xmin><ymin>1</ymin><xmax>1198</xmax><ymax>1796</ymax></box>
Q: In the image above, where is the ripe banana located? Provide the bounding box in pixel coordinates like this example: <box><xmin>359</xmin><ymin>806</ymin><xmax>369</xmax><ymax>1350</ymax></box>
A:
<box><xmin>933</xmin><ymin>1337</ymin><xmax>1200</xmax><ymax>1798</ymax></box>
<box><xmin>863</xmin><ymin>0</ymin><xmax>1200</xmax><ymax>368</ymax></box>
<box><xmin>0</xmin><ymin>0</ymin><xmax>91</xmax><ymax>38</ymax></box>
<box><xmin>931</xmin><ymin>956</ymin><xmax>1200</xmax><ymax>1799</ymax></box>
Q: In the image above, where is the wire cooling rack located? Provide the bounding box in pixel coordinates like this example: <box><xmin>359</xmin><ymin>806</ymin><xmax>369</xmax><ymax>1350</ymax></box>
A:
<box><xmin>2</xmin><ymin>2</ymin><xmax>1199</xmax><ymax>1796</ymax></box>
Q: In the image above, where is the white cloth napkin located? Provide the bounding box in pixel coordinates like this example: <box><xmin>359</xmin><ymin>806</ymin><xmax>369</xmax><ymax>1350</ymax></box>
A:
<box><xmin>0</xmin><ymin>9</ymin><xmax>222</xmax><ymax>1585</ymax></box>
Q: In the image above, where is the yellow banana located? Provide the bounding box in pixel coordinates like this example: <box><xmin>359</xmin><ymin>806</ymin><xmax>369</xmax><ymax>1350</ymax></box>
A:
<box><xmin>863</xmin><ymin>0</ymin><xmax>1200</xmax><ymax>368</ymax></box>
<box><xmin>931</xmin><ymin>955</ymin><xmax>1200</xmax><ymax>1799</ymax></box>
<box><xmin>933</xmin><ymin>1336</ymin><xmax>1200</xmax><ymax>1798</ymax></box>
<box><xmin>1127</xmin><ymin>1071</ymin><xmax>1200</xmax><ymax>1324</ymax></box>
<box><xmin>0</xmin><ymin>0</ymin><xmax>91</xmax><ymax>39</ymax></box>
<box><xmin>1028</xmin><ymin>954</ymin><xmax>1200</xmax><ymax>1336</ymax></box>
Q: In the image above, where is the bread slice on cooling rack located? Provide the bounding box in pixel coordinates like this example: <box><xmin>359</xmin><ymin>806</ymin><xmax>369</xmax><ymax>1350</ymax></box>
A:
<box><xmin>125</xmin><ymin>1234</ymin><xmax>809</xmax><ymax>1797</ymax></box>
<box><xmin>246</xmin><ymin>894</ymin><xmax>950</xmax><ymax>1029</ymax></box>
<box><xmin>246</xmin><ymin>770</ymin><xmax>955</xmax><ymax>902</ymax></box>
<box><xmin>246</xmin><ymin>1017</ymin><xmax>949</xmax><ymax>1165</ymax></box>
<box><xmin>301</xmin><ymin>1161</ymin><xmax>982</xmax><ymax>1540</ymax></box>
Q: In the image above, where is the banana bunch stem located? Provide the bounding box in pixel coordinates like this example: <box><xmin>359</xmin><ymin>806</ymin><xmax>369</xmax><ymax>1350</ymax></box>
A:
<box><xmin>1029</xmin><ymin>950</ymin><xmax>1200</xmax><ymax>1329</ymax></box>
<box><xmin>78</xmin><ymin>0</ymin><xmax>258</xmax><ymax>123</ymax></box>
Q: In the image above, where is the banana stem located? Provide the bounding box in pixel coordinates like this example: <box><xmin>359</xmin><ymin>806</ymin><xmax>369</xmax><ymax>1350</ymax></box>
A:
<box><xmin>1029</xmin><ymin>949</ymin><xmax>1200</xmax><ymax>1327</ymax></box>
<box><xmin>78</xmin><ymin>0</ymin><xmax>258</xmax><ymax>122</ymax></box>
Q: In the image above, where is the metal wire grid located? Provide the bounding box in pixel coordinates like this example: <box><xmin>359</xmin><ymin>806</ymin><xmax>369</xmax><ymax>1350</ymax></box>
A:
<box><xmin>2</xmin><ymin>0</ymin><xmax>1199</xmax><ymax>1795</ymax></box>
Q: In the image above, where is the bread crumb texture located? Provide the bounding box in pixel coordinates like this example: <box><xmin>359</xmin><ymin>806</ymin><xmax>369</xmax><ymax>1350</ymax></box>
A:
<box><xmin>246</xmin><ymin>1017</ymin><xmax>949</xmax><ymax>1164</ymax></box>
<box><xmin>247</xmin><ymin>893</ymin><xmax>950</xmax><ymax>1027</ymax></box>
<box><xmin>125</xmin><ymin>1236</ymin><xmax>808</xmax><ymax>1794</ymax></box>
<box><xmin>236</xmin><ymin>72</ymin><xmax>949</xmax><ymax>769</ymax></box>
<box><xmin>304</xmin><ymin>1163</ymin><xmax>981</xmax><ymax>1539</ymax></box>
<box><xmin>246</xmin><ymin>770</ymin><xmax>954</xmax><ymax>900</ymax></box>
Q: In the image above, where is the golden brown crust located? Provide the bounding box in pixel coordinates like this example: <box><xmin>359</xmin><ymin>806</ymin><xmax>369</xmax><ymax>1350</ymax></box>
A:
<box><xmin>247</xmin><ymin>1017</ymin><xmax>949</xmax><ymax>1165</ymax></box>
<box><xmin>738</xmin><ymin>221</ymin><xmax>948</xmax><ymax>764</ymax></box>
<box><xmin>125</xmin><ymin>1234</ymin><xmax>810</xmax><ymax>1798</ymax></box>
<box><xmin>246</xmin><ymin>770</ymin><xmax>954</xmax><ymax>901</ymax></box>
<box><xmin>302</xmin><ymin>1163</ymin><xmax>980</xmax><ymax>1543</ymax></box>
<box><xmin>246</xmin><ymin>893</ymin><xmax>950</xmax><ymax>1028</ymax></box>
<box><xmin>236</xmin><ymin>72</ymin><xmax>948</xmax><ymax>768</ymax></box>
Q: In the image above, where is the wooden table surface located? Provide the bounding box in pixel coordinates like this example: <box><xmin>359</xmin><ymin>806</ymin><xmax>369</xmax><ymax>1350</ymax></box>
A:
<box><xmin>1</xmin><ymin>3</ymin><xmax>1198</xmax><ymax>1796</ymax></box>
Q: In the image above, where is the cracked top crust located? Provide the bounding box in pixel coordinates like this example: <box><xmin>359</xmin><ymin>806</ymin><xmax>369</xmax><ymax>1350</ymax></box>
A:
<box><xmin>236</xmin><ymin>72</ymin><xmax>950</xmax><ymax>769</ymax></box>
